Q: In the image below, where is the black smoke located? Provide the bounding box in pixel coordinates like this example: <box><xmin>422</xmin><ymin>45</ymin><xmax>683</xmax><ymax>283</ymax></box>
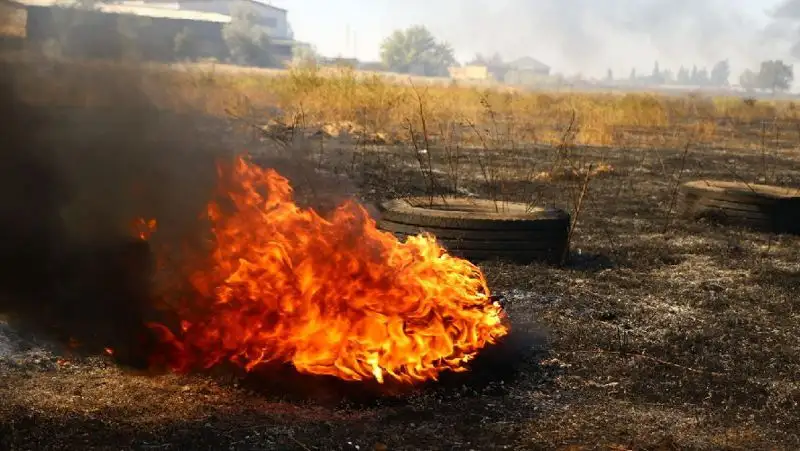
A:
<box><xmin>0</xmin><ymin>57</ymin><xmax>227</xmax><ymax>366</ymax></box>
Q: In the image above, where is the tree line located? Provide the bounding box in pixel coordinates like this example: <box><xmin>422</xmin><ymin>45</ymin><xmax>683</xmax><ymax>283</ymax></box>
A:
<box><xmin>608</xmin><ymin>60</ymin><xmax>733</xmax><ymax>87</ymax></box>
<box><xmin>607</xmin><ymin>59</ymin><xmax>794</xmax><ymax>92</ymax></box>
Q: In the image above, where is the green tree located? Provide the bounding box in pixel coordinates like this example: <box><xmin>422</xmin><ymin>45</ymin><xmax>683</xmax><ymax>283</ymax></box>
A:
<box><xmin>676</xmin><ymin>66</ymin><xmax>689</xmax><ymax>84</ymax></box>
<box><xmin>291</xmin><ymin>42</ymin><xmax>319</xmax><ymax>67</ymax></box>
<box><xmin>222</xmin><ymin>4</ymin><xmax>274</xmax><ymax>67</ymax></box>
<box><xmin>48</xmin><ymin>0</ymin><xmax>102</xmax><ymax>58</ymax></box>
<box><xmin>651</xmin><ymin>61</ymin><xmax>663</xmax><ymax>83</ymax></box>
<box><xmin>116</xmin><ymin>16</ymin><xmax>157</xmax><ymax>60</ymax></box>
<box><xmin>757</xmin><ymin>60</ymin><xmax>794</xmax><ymax>93</ymax></box>
<box><xmin>710</xmin><ymin>59</ymin><xmax>731</xmax><ymax>86</ymax></box>
<box><xmin>469</xmin><ymin>52</ymin><xmax>503</xmax><ymax>67</ymax></box>
<box><xmin>688</xmin><ymin>65</ymin><xmax>709</xmax><ymax>85</ymax></box>
<box><xmin>173</xmin><ymin>26</ymin><xmax>197</xmax><ymax>60</ymax></box>
<box><xmin>379</xmin><ymin>25</ymin><xmax>456</xmax><ymax>76</ymax></box>
<box><xmin>739</xmin><ymin>69</ymin><xmax>758</xmax><ymax>92</ymax></box>
<box><xmin>695</xmin><ymin>67</ymin><xmax>709</xmax><ymax>85</ymax></box>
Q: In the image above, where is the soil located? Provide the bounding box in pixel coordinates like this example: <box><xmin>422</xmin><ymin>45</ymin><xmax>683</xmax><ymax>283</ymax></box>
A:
<box><xmin>1</xmin><ymin>105</ymin><xmax>799</xmax><ymax>451</ymax></box>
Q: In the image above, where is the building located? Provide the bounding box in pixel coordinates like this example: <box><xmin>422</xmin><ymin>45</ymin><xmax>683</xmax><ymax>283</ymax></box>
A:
<box><xmin>506</xmin><ymin>56</ymin><xmax>550</xmax><ymax>75</ymax></box>
<box><xmin>111</xmin><ymin>0</ymin><xmax>296</xmax><ymax>60</ymax></box>
<box><xmin>502</xmin><ymin>56</ymin><xmax>551</xmax><ymax>85</ymax></box>
<box><xmin>449</xmin><ymin>56</ymin><xmax>551</xmax><ymax>84</ymax></box>
<box><xmin>114</xmin><ymin>0</ymin><xmax>293</xmax><ymax>40</ymax></box>
<box><xmin>0</xmin><ymin>0</ymin><xmax>26</xmax><ymax>38</ymax></box>
<box><xmin>6</xmin><ymin>0</ymin><xmax>298</xmax><ymax>64</ymax></box>
<box><xmin>448</xmin><ymin>65</ymin><xmax>492</xmax><ymax>81</ymax></box>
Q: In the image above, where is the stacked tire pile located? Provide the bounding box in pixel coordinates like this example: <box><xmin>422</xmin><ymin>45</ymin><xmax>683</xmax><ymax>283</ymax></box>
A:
<box><xmin>377</xmin><ymin>197</ymin><xmax>571</xmax><ymax>265</ymax></box>
<box><xmin>680</xmin><ymin>180</ymin><xmax>800</xmax><ymax>234</ymax></box>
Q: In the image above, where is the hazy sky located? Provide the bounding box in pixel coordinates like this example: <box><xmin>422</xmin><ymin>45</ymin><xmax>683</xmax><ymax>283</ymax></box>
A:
<box><xmin>272</xmin><ymin>0</ymin><xmax>796</xmax><ymax>79</ymax></box>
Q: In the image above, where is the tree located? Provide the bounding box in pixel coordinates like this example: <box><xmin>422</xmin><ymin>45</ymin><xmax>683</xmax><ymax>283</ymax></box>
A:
<box><xmin>222</xmin><ymin>4</ymin><xmax>274</xmax><ymax>67</ymax></box>
<box><xmin>291</xmin><ymin>42</ymin><xmax>319</xmax><ymax>67</ymax></box>
<box><xmin>173</xmin><ymin>27</ymin><xmax>198</xmax><ymax>60</ymax></box>
<box><xmin>651</xmin><ymin>61</ymin><xmax>663</xmax><ymax>83</ymax></box>
<box><xmin>379</xmin><ymin>25</ymin><xmax>456</xmax><ymax>76</ymax></box>
<box><xmin>739</xmin><ymin>69</ymin><xmax>758</xmax><ymax>92</ymax></box>
<box><xmin>710</xmin><ymin>59</ymin><xmax>731</xmax><ymax>86</ymax></box>
<box><xmin>757</xmin><ymin>60</ymin><xmax>794</xmax><ymax>93</ymax></box>
<box><xmin>677</xmin><ymin>66</ymin><xmax>689</xmax><ymax>84</ymax></box>
<box><xmin>48</xmin><ymin>0</ymin><xmax>108</xmax><ymax>58</ymax></box>
<box><xmin>629</xmin><ymin>68</ymin><xmax>636</xmax><ymax>81</ymax></box>
<box><xmin>605</xmin><ymin>68</ymin><xmax>613</xmax><ymax>81</ymax></box>
<box><xmin>694</xmin><ymin>67</ymin><xmax>709</xmax><ymax>85</ymax></box>
<box><xmin>470</xmin><ymin>52</ymin><xmax>503</xmax><ymax>67</ymax></box>
<box><xmin>690</xmin><ymin>65</ymin><xmax>698</xmax><ymax>83</ymax></box>
<box><xmin>115</xmin><ymin>16</ymin><xmax>157</xmax><ymax>60</ymax></box>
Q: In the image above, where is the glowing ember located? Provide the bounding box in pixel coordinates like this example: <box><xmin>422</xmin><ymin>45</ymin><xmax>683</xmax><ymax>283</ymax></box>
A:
<box><xmin>145</xmin><ymin>156</ymin><xmax>508</xmax><ymax>384</ymax></box>
<box><xmin>133</xmin><ymin>218</ymin><xmax>157</xmax><ymax>241</ymax></box>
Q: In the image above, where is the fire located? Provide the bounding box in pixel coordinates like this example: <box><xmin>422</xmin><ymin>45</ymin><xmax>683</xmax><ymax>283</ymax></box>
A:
<box><xmin>145</xmin><ymin>156</ymin><xmax>509</xmax><ymax>384</ymax></box>
<box><xmin>133</xmin><ymin>218</ymin><xmax>157</xmax><ymax>241</ymax></box>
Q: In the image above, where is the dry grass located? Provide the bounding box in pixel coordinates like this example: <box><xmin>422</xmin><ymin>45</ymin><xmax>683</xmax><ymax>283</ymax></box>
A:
<box><xmin>9</xmin><ymin>57</ymin><xmax>800</xmax><ymax>153</ymax></box>
<box><xmin>2</xmin><ymin>56</ymin><xmax>800</xmax><ymax>450</ymax></box>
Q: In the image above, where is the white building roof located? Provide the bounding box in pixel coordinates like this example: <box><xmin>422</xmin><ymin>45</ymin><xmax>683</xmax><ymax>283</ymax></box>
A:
<box><xmin>101</xmin><ymin>3</ymin><xmax>231</xmax><ymax>22</ymax></box>
<box><xmin>109</xmin><ymin>0</ymin><xmax>286</xmax><ymax>13</ymax></box>
<box><xmin>11</xmin><ymin>0</ymin><xmax>232</xmax><ymax>22</ymax></box>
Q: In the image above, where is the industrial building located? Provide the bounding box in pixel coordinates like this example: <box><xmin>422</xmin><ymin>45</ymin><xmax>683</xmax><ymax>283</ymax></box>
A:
<box><xmin>2</xmin><ymin>0</ymin><xmax>299</xmax><ymax>65</ymax></box>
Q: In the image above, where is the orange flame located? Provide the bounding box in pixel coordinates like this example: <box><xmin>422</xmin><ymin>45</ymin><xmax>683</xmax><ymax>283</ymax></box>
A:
<box><xmin>133</xmin><ymin>218</ymin><xmax>157</xmax><ymax>241</ymax></box>
<box><xmin>146</xmin><ymin>156</ymin><xmax>508</xmax><ymax>384</ymax></box>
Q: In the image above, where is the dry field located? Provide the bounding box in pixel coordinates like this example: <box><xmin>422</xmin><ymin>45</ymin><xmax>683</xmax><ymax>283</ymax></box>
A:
<box><xmin>1</xmin><ymin>58</ymin><xmax>799</xmax><ymax>450</ymax></box>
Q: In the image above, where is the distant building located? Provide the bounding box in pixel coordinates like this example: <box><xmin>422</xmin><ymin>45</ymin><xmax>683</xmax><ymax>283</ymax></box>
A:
<box><xmin>506</xmin><ymin>56</ymin><xmax>550</xmax><ymax>75</ymax></box>
<box><xmin>8</xmin><ymin>0</ymin><xmax>298</xmax><ymax>64</ymax></box>
<box><xmin>448</xmin><ymin>64</ymin><xmax>492</xmax><ymax>81</ymax></box>
<box><xmin>0</xmin><ymin>0</ymin><xmax>26</xmax><ymax>38</ymax></box>
<box><xmin>115</xmin><ymin>0</ymin><xmax>293</xmax><ymax>40</ymax></box>
<box><xmin>449</xmin><ymin>56</ymin><xmax>551</xmax><ymax>84</ymax></box>
<box><xmin>502</xmin><ymin>57</ymin><xmax>551</xmax><ymax>85</ymax></box>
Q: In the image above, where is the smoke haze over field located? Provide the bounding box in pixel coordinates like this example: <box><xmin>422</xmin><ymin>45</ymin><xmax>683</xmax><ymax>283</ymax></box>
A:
<box><xmin>278</xmin><ymin>0</ymin><xmax>800</xmax><ymax>78</ymax></box>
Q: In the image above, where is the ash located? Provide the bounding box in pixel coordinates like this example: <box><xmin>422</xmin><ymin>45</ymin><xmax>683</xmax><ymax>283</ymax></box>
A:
<box><xmin>0</xmin><ymin>318</ymin><xmax>60</xmax><ymax>371</ymax></box>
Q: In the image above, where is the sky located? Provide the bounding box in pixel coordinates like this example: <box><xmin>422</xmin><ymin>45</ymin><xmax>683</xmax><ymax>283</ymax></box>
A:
<box><xmin>271</xmin><ymin>0</ymin><xmax>799</xmax><ymax>79</ymax></box>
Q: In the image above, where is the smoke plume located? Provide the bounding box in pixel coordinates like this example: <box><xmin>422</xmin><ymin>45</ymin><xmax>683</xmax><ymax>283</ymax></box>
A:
<box><xmin>0</xmin><ymin>56</ymin><xmax>229</xmax><ymax>365</ymax></box>
<box><xmin>369</xmin><ymin>0</ymin><xmax>793</xmax><ymax>77</ymax></box>
<box><xmin>469</xmin><ymin>0</ymin><xmax>789</xmax><ymax>75</ymax></box>
<box><xmin>768</xmin><ymin>0</ymin><xmax>800</xmax><ymax>58</ymax></box>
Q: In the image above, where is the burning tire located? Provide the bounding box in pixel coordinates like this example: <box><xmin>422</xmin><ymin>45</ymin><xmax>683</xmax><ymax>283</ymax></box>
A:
<box><xmin>377</xmin><ymin>197</ymin><xmax>570</xmax><ymax>264</ymax></box>
<box><xmin>680</xmin><ymin>180</ymin><xmax>800</xmax><ymax>234</ymax></box>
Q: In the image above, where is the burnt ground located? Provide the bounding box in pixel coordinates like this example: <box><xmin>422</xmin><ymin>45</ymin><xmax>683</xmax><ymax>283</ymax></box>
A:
<box><xmin>1</xmin><ymin>80</ymin><xmax>800</xmax><ymax>449</ymax></box>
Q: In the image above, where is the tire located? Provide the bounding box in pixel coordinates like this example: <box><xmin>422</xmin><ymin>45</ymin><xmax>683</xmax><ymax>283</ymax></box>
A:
<box><xmin>377</xmin><ymin>197</ymin><xmax>571</xmax><ymax>265</ymax></box>
<box><xmin>679</xmin><ymin>180</ymin><xmax>800</xmax><ymax>234</ymax></box>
